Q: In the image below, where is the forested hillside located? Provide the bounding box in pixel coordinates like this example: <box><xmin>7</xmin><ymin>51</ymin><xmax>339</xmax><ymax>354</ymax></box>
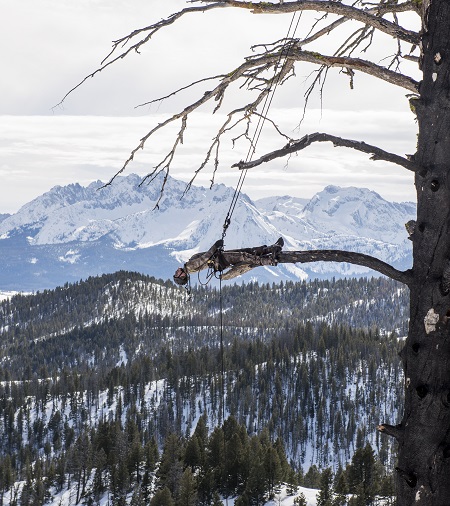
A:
<box><xmin>0</xmin><ymin>272</ymin><xmax>407</xmax><ymax>504</ymax></box>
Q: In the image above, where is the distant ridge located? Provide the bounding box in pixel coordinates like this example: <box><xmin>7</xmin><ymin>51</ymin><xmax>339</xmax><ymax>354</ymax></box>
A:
<box><xmin>0</xmin><ymin>174</ymin><xmax>415</xmax><ymax>291</ymax></box>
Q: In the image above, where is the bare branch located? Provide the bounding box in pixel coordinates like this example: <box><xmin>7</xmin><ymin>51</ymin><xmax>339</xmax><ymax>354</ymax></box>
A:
<box><xmin>195</xmin><ymin>1</ymin><xmax>420</xmax><ymax>45</ymax></box>
<box><xmin>296</xmin><ymin>2</ymin><xmax>418</xmax><ymax>47</ymax></box>
<box><xmin>285</xmin><ymin>47</ymin><xmax>419</xmax><ymax>92</ymax></box>
<box><xmin>239</xmin><ymin>46</ymin><xmax>418</xmax><ymax>93</ymax></box>
<box><xmin>183</xmin><ymin>109</ymin><xmax>246</xmax><ymax>194</ymax></box>
<box><xmin>253</xmin><ymin>112</ymin><xmax>293</xmax><ymax>142</ymax></box>
<box><xmin>141</xmin><ymin>114</ymin><xmax>188</xmax><ymax>209</ymax></box>
<box><xmin>56</xmin><ymin>0</ymin><xmax>419</xmax><ymax>109</ymax></box>
<box><xmin>101</xmin><ymin>42</ymin><xmax>417</xmax><ymax>188</ymax></box>
<box><xmin>54</xmin><ymin>3</ymin><xmax>227</xmax><ymax>108</ymax></box>
<box><xmin>177</xmin><ymin>238</ymin><xmax>412</xmax><ymax>285</ymax></box>
<box><xmin>403</xmin><ymin>54</ymin><xmax>420</xmax><ymax>63</ymax></box>
<box><xmin>335</xmin><ymin>24</ymin><xmax>375</xmax><ymax>58</ymax></box>
<box><xmin>222</xmin><ymin>251</ymin><xmax>412</xmax><ymax>285</ymax></box>
<box><xmin>276</xmin><ymin>250</ymin><xmax>412</xmax><ymax>285</ymax></box>
<box><xmin>135</xmin><ymin>74</ymin><xmax>227</xmax><ymax>109</ymax></box>
<box><xmin>299</xmin><ymin>16</ymin><xmax>348</xmax><ymax>46</ymax></box>
<box><xmin>233</xmin><ymin>132</ymin><xmax>420</xmax><ymax>172</ymax></box>
<box><xmin>102</xmin><ymin>114</ymin><xmax>189</xmax><ymax>210</ymax></box>
<box><xmin>59</xmin><ymin>1</ymin><xmax>418</xmax><ymax>195</ymax></box>
<box><xmin>185</xmin><ymin>109</ymin><xmax>292</xmax><ymax>193</ymax></box>
<box><xmin>103</xmin><ymin>47</ymin><xmax>299</xmax><ymax>189</ymax></box>
<box><xmin>377</xmin><ymin>423</ymin><xmax>404</xmax><ymax>442</ymax></box>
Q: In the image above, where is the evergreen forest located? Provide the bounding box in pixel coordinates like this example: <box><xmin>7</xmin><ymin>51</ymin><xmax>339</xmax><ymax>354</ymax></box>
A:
<box><xmin>0</xmin><ymin>272</ymin><xmax>408</xmax><ymax>504</ymax></box>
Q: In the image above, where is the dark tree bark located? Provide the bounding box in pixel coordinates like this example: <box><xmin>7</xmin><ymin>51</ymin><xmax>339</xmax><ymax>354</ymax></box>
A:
<box><xmin>390</xmin><ymin>1</ymin><xmax>450</xmax><ymax>504</ymax></box>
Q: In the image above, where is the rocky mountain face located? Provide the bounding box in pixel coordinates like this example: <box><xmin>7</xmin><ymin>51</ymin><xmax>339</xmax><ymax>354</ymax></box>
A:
<box><xmin>0</xmin><ymin>174</ymin><xmax>415</xmax><ymax>291</ymax></box>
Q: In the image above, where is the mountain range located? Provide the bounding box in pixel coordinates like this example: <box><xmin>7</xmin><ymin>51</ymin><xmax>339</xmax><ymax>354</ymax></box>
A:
<box><xmin>0</xmin><ymin>173</ymin><xmax>416</xmax><ymax>291</ymax></box>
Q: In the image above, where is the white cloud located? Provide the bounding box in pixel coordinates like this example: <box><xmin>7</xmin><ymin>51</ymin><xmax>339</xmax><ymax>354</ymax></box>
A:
<box><xmin>0</xmin><ymin>108</ymin><xmax>417</xmax><ymax>213</ymax></box>
<box><xmin>0</xmin><ymin>1</ymin><xmax>420</xmax><ymax>212</ymax></box>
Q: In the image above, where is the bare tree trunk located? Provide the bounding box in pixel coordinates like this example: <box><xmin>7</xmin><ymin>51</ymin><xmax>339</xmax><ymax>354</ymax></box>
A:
<box><xmin>396</xmin><ymin>1</ymin><xmax>450</xmax><ymax>503</ymax></box>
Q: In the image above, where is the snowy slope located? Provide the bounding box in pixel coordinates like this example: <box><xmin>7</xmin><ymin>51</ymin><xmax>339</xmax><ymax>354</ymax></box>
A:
<box><xmin>0</xmin><ymin>175</ymin><xmax>415</xmax><ymax>290</ymax></box>
<box><xmin>257</xmin><ymin>185</ymin><xmax>415</xmax><ymax>277</ymax></box>
<box><xmin>3</xmin><ymin>481</ymin><xmax>320</xmax><ymax>506</ymax></box>
<box><xmin>2</xmin><ymin>361</ymin><xmax>396</xmax><ymax>505</ymax></box>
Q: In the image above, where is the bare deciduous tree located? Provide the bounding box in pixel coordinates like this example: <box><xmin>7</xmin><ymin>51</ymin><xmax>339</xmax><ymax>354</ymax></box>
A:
<box><xmin>60</xmin><ymin>1</ymin><xmax>450</xmax><ymax>504</ymax></box>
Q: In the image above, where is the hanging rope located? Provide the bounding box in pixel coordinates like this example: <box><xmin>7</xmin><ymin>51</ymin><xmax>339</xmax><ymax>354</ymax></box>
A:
<box><xmin>218</xmin><ymin>19</ymin><xmax>301</xmax><ymax>505</ymax></box>
<box><xmin>219</xmin><ymin>274</ymin><xmax>230</xmax><ymax>506</ymax></box>
<box><xmin>219</xmin><ymin>275</ymin><xmax>225</xmax><ymax>424</ymax></box>
<box><xmin>221</xmin><ymin>11</ymin><xmax>302</xmax><ymax>242</ymax></box>
<box><xmin>217</xmin><ymin>20</ymin><xmax>301</xmax><ymax>505</ymax></box>
<box><xmin>217</xmin><ymin>0</ymin><xmax>301</xmax><ymax>439</ymax></box>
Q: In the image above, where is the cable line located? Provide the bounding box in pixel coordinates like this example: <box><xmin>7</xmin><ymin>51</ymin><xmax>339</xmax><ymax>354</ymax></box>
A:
<box><xmin>217</xmin><ymin>15</ymin><xmax>301</xmax><ymax>504</ymax></box>
<box><xmin>221</xmin><ymin>11</ymin><xmax>302</xmax><ymax>242</ymax></box>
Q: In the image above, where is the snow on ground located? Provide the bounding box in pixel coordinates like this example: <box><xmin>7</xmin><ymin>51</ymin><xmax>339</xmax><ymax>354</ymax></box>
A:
<box><xmin>266</xmin><ymin>485</ymin><xmax>319</xmax><ymax>505</ymax></box>
<box><xmin>0</xmin><ymin>290</ymin><xmax>21</xmax><ymax>300</ymax></box>
<box><xmin>4</xmin><ymin>483</ymin><xmax>319</xmax><ymax>506</ymax></box>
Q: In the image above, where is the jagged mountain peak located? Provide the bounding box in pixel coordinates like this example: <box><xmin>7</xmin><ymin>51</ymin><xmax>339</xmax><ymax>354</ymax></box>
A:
<box><xmin>299</xmin><ymin>185</ymin><xmax>414</xmax><ymax>243</ymax></box>
<box><xmin>0</xmin><ymin>173</ymin><xmax>235</xmax><ymax>243</ymax></box>
<box><xmin>305</xmin><ymin>185</ymin><xmax>387</xmax><ymax>213</ymax></box>
<box><xmin>0</xmin><ymin>175</ymin><xmax>415</xmax><ymax>290</ymax></box>
<box><xmin>255</xmin><ymin>195</ymin><xmax>309</xmax><ymax>215</ymax></box>
<box><xmin>0</xmin><ymin>213</ymin><xmax>10</xmax><ymax>225</ymax></box>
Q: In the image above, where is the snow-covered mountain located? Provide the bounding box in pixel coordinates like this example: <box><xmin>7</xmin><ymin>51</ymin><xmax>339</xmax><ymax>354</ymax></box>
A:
<box><xmin>256</xmin><ymin>185</ymin><xmax>415</xmax><ymax>277</ymax></box>
<box><xmin>0</xmin><ymin>174</ymin><xmax>415</xmax><ymax>290</ymax></box>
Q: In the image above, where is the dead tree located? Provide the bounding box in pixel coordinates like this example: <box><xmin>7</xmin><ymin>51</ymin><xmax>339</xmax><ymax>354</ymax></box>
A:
<box><xmin>60</xmin><ymin>1</ymin><xmax>450</xmax><ymax>504</ymax></box>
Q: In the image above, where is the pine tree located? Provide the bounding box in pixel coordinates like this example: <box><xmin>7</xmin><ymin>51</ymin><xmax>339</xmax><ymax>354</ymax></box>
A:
<box><xmin>177</xmin><ymin>467</ymin><xmax>197</xmax><ymax>506</ymax></box>
<box><xmin>235</xmin><ymin>494</ymin><xmax>250</xmax><ymax>506</ymax></box>
<box><xmin>348</xmin><ymin>484</ymin><xmax>366</xmax><ymax>506</ymax></box>
<box><xmin>304</xmin><ymin>465</ymin><xmax>322</xmax><ymax>489</ymax></box>
<box><xmin>378</xmin><ymin>473</ymin><xmax>396</xmax><ymax>506</ymax></box>
<box><xmin>157</xmin><ymin>433</ymin><xmax>183</xmax><ymax>499</ymax></box>
<box><xmin>0</xmin><ymin>455</ymin><xmax>14</xmax><ymax>501</ymax></box>
<box><xmin>192</xmin><ymin>413</ymin><xmax>208</xmax><ymax>466</ymax></box>
<box><xmin>332</xmin><ymin>469</ymin><xmax>348</xmax><ymax>506</ymax></box>
<box><xmin>286</xmin><ymin>468</ymin><xmax>298</xmax><ymax>496</ymax></box>
<box><xmin>317</xmin><ymin>468</ymin><xmax>334</xmax><ymax>506</ymax></box>
<box><xmin>196</xmin><ymin>466</ymin><xmax>215</xmax><ymax>506</ymax></box>
<box><xmin>142</xmin><ymin>467</ymin><xmax>152</xmax><ymax>505</ymax></box>
<box><xmin>19</xmin><ymin>457</ymin><xmax>33</xmax><ymax>506</ymax></box>
<box><xmin>346</xmin><ymin>443</ymin><xmax>379</xmax><ymax>506</ymax></box>
<box><xmin>150</xmin><ymin>486</ymin><xmax>175</xmax><ymax>506</ymax></box>
<box><xmin>91</xmin><ymin>448</ymin><xmax>107</xmax><ymax>502</ymax></box>
<box><xmin>264</xmin><ymin>444</ymin><xmax>282</xmax><ymax>498</ymax></box>
<box><xmin>224</xmin><ymin>432</ymin><xmax>245</xmax><ymax>494</ymax></box>
<box><xmin>244</xmin><ymin>438</ymin><xmax>267</xmax><ymax>505</ymax></box>
<box><xmin>144</xmin><ymin>437</ymin><xmax>159</xmax><ymax>473</ymax></box>
<box><xmin>126</xmin><ymin>418</ymin><xmax>143</xmax><ymax>483</ymax></box>
<box><xmin>294</xmin><ymin>492</ymin><xmax>308</xmax><ymax>506</ymax></box>
<box><xmin>184</xmin><ymin>436</ymin><xmax>202</xmax><ymax>471</ymax></box>
<box><xmin>211</xmin><ymin>490</ymin><xmax>224</xmax><ymax>506</ymax></box>
<box><xmin>274</xmin><ymin>437</ymin><xmax>290</xmax><ymax>481</ymax></box>
<box><xmin>130</xmin><ymin>485</ymin><xmax>145</xmax><ymax>506</ymax></box>
<box><xmin>207</xmin><ymin>427</ymin><xmax>225</xmax><ymax>492</ymax></box>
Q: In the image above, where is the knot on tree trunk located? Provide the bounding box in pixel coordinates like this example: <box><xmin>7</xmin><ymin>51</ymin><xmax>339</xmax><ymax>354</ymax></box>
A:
<box><xmin>440</xmin><ymin>260</ymin><xmax>450</xmax><ymax>295</ymax></box>
<box><xmin>395</xmin><ymin>467</ymin><xmax>417</xmax><ymax>488</ymax></box>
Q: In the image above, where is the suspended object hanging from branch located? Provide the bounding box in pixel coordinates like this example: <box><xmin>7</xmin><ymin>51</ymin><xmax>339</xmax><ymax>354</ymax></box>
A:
<box><xmin>173</xmin><ymin>237</ymin><xmax>412</xmax><ymax>285</ymax></box>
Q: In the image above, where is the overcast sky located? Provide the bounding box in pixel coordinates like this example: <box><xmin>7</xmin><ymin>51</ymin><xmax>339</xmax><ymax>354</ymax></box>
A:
<box><xmin>1</xmin><ymin>0</ymin><xmax>421</xmax><ymax>213</ymax></box>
